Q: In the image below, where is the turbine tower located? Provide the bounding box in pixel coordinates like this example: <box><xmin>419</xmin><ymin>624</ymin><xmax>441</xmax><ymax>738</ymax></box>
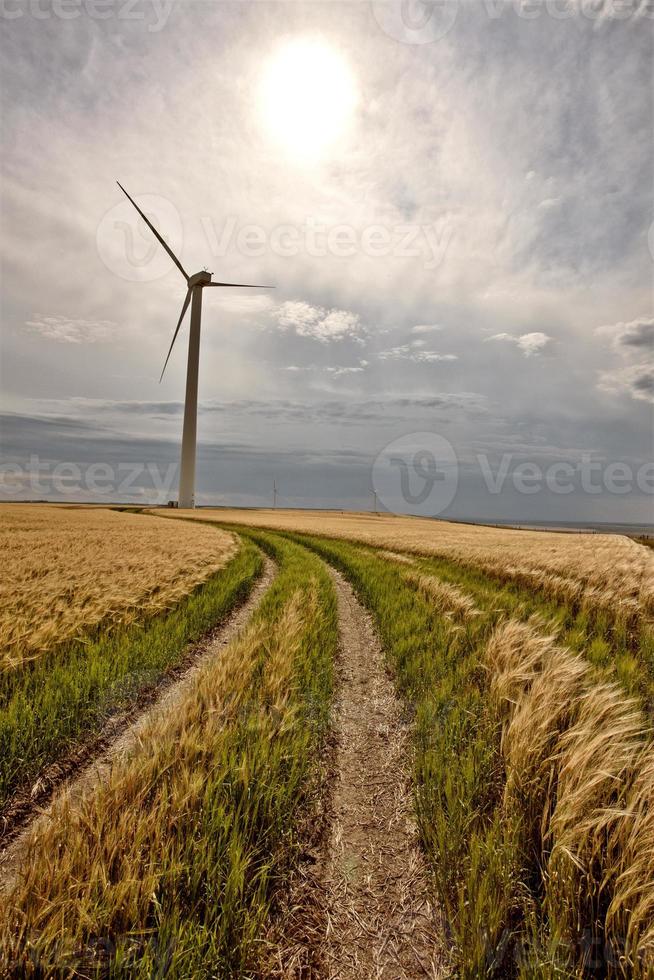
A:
<box><xmin>117</xmin><ymin>182</ymin><xmax>272</xmax><ymax>508</ymax></box>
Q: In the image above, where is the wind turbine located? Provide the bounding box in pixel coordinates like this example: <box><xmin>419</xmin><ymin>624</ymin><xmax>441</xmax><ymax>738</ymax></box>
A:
<box><xmin>117</xmin><ymin>182</ymin><xmax>272</xmax><ymax>508</ymax></box>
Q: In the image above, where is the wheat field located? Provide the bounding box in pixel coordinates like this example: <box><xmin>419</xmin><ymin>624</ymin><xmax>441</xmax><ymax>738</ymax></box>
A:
<box><xmin>304</xmin><ymin>531</ymin><xmax>654</xmax><ymax>975</ymax></box>
<box><xmin>0</xmin><ymin>528</ymin><xmax>335</xmax><ymax>976</ymax></box>
<box><xmin>160</xmin><ymin>508</ymin><xmax>654</xmax><ymax>621</ymax></box>
<box><xmin>2</xmin><ymin>507</ymin><xmax>652</xmax><ymax>976</ymax></box>
<box><xmin>0</xmin><ymin>505</ymin><xmax>236</xmax><ymax>670</ymax></box>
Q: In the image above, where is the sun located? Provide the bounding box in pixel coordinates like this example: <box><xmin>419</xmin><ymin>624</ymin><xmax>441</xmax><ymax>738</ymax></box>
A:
<box><xmin>259</xmin><ymin>38</ymin><xmax>357</xmax><ymax>163</ymax></box>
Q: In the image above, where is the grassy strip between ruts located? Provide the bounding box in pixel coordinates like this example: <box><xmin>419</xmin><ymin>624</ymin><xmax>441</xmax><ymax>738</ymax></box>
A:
<box><xmin>0</xmin><ymin>534</ymin><xmax>262</xmax><ymax>815</ymax></box>
<box><xmin>345</xmin><ymin>540</ymin><xmax>653</xmax><ymax>712</ymax></box>
<box><xmin>293</xmin><ymin>532</ymin><xmax>653</xmax><ymax>978</ymax></box>
<box><xmin>410</xmin><ymin>551</ymin><xmax>654</xmax><ymax>714</ymax></box>
<box><xmin>1</xmin><ymin>529</ymin><xmax>337</xmax><ymax>977</ymax></box>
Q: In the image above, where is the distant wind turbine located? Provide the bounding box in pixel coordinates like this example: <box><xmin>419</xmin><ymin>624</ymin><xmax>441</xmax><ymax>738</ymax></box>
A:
<box><xmin>117</xmin><ymin>182</ymin><xmax>273</xmax><ymax>508</ymax></box>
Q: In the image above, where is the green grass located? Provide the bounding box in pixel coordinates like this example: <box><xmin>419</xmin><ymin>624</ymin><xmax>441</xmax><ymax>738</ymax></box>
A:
<box><xmin>2</xmin><ymin>529</ymin><xmax>337</xmax><ymax>978</ymax></box>
<box><xmin>0</xmin><ymin>537</ymin><xmax>263</xmax><ymax>812</ymax></box>
<box><xmin>290</xmin><ymin>533</ymin><xmax>506</xmax><ymax>975</ymax></box>
<box><xmin>287</xmin><ymin>532</ymin><xmax>651</xmax><ymax>978</ymax></box>
<box><xmin>126</xmin><ymin>528</ymin><xmax>338</xmax><ymax>977</ymax></box>
<box><xmin>4</xmin><ymin>517</ymin><xmax>650</xmax><ymax>977</ymax></box>
<box><xmin>411</xmin><ymin>551</ymin><xmax>654</xmax><ymax>710</ymax></box>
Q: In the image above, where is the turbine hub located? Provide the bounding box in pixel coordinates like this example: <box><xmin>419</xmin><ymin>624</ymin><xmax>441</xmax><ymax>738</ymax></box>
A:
<box><xmin>189</xmin><ymin>270</ymin><xmax>212</xmax><ymax>287</ymax></box>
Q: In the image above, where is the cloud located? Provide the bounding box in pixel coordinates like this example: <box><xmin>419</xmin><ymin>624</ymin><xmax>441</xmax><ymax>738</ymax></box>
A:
<box><xmin>211</xmin><ymin>294</ymin><xmax>275</xmax><ymax>316</ymax></box>
<box><xmin>285</xmin><ymin>359</ymin><xmax>369</xmax><ymax>377</ymax></box>
<box><xmin>326</xmin><ymin>366</ymin><xmax>365</xmax><ymax>376</ymax></box>
<box><xmin>25</xmin><ymin>315</ymin><xmax>116</xmax><ymax>344</ymax></box>
<box><xmin>274</xmin><ymin>301</ymin><xmax>365</xmax><ymax>343</ymax></box>
<box><xmin>326</xmin><ymin>358</ymin><xmax>369</xmax><ymax>377</ymax></box>
<box><xmin>486</xmin><ymin>332</ymin><xmax>553</xmax><ymax>357</ymax></box>
<box><xmin>201</xmin><ymin>394</ymin><xmax>486</xmax><ymax>422</ymax></box>
<box><xmin>594</xmin><ymin>316</ymin><xmax>653</xmax><ymax>404</ymax></box>
<box><xmin>6</xmin><ymin>393</ymin><xmax>489</xmax><ymax>438</ymax></box>
<box><xmin>596</xmin><ymin>316</ymin><xmax>654</xmax><ymax>352</ymax></box>
<box><xmin>598</xmin><ymin>364</ymin><xmax>654</xmax><ymax>404</ymax></box>
<box><xmin>33</xmin><ymin>398</ymin><xmax>184</xmax><ymax>416</ymax></box>
<box><xmin>537</xmin><ymin>197</ymin><xmax>563</xmax><ymax>211</ymax></box>
<box><xmin>378</xmin><ymin>345</ymin><xmax>458</xmax><ymax>363</ymax></box>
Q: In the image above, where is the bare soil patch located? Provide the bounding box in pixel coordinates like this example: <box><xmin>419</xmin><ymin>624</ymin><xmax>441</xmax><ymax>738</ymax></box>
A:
<box><xmin>268</xmin><ymin>566</ymin><xmax>447</xmax><ymax>979</ymax></box>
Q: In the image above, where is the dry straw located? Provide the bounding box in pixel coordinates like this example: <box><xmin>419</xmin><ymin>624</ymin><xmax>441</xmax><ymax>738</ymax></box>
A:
<box><xmin>0</xmin><ymin>586</ymin><xmax>309</xmax><ymax>968</ymax></box>
<box><xmin>1</xmin><ymin>506</ymin><xmax>235</xmax><ymax>671</ymax></box>
<box><xmin>169</xmin><ymin>508</ymin><xmax>654</xmax><ymax>625</ymax></box>
<box><xmin>486</xmin><ymin>619</ymin><xmax>653</xmax><ymax>975</ymax></box>
<box><xmin>403</xmin><ymin>570</ymin><xmax>479</xmax><ymax>621</ymax></box>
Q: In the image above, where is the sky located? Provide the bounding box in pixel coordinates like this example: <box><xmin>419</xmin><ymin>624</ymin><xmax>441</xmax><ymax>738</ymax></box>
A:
<box><xmin>0</xmin><ymin>0</ymin><xmax>652</xmax><ymax>524</ymax></box>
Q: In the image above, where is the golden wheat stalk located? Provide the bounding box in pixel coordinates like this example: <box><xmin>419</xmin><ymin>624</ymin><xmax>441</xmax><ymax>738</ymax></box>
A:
<box><xmin>0</xmin><ymin>506</ymin><xmax>236</xmax><ymax>671</ymax></box>
<box><xmin>485</xmin><ymin>619</ymin><xmax>653</xmax><ymax>974</ymax></box>
<box><xmin>0</xmin><ymin>586</ymin><xmax>310</xmax><ymax>965</ymax></box>
<box><xmin>403</xmin><ymin>570</ymin><xmax>479</xmax><ymax>621</ymax></box>
<box><xmin>162</xmin><ymin>508</ymin><xmax>653</xmax><ymax>625</ymax></box>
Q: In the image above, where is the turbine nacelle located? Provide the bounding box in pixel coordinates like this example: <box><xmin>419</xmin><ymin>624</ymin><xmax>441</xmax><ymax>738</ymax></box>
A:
<box><xmin>188</xmin><ymin>270</ymin><xmax>213</xmax><ymax>287</ymax></box>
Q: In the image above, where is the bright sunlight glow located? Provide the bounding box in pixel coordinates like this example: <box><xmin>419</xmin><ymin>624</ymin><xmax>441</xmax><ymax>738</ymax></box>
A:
<box><xmin>259</xmin><ymin>38</ymin><xmax>357</xmax><ymax>163</ymax></box>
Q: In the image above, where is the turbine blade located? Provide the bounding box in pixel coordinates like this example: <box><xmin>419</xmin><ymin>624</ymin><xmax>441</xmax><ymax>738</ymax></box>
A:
<box><xmin>205</xmin><ymin>282</ymin><xmax>275</xmax><ymax>288</ymax></box>
<box><xmin>116</xmin><ymin>181</ymin><xmax>189</xmax><ymax>282</ymax></box>
<box><xmin>160</xmin><ymin>288</ymin><xmax>192</xmax><ymax>383</ymax></box>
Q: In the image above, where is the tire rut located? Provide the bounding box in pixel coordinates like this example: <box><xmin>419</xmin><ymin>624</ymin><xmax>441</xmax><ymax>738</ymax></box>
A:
<box><xmin>270</xmin><ymin>564</ymin><xmax>447</xmax><ymax>979</ymax></box>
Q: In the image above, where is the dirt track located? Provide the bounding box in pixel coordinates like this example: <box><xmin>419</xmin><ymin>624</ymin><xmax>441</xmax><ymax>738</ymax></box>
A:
<box><xmin>2</xmin><ymin>553</ymin><xmax>446</xmax><ymax>976</ymax></box>
<box><xmin>269</xmin><ymin>566</ymin><xmax>447</xmax><ymax>979</ymax></box>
